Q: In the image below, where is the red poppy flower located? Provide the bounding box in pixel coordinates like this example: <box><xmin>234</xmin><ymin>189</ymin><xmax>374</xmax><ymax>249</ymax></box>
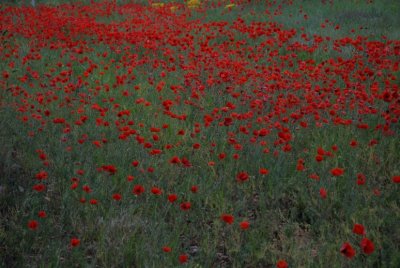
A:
<box><xmin>392</xmin><ymin>175</ymin><xmax>400</xmax><ymax>183</ymax></box>
<box><xmin>340</xmin><ymin>242</ymin><xmax>356</xmax><ymax>259</ymax></box>
<box><xmin>331</xmin><ymin>167</ymin><xmax>344</xmax><ymax>176</ymax></box>
<box><xmin>35</xmin><ymin>170</ymin><xmax>48</xmax><ymax>180</ymax></box>
<box><xmin>33</xmin><ymin>184</ymin><xmax>46</xmax><ymax>192</ymax></box>
<box><xmin>82</xmin><ymin>185</ymin><xmax>91</xmax><ymax>193</ymax></box>
<box><xmin>319</xmin><ymin>188</ymin><xmax>327</xmax><ymax>199</ymax></box>
<box><xmin>373</xmin><ymin>188</ymin><xmax>381</xmax><ymax>196</ymax></box>
<box><xmin>162</xmin><ymin>246</ymin><xmax>172</xmax><ymax>253</ymax></box>
<box><xmin>356</xmin><ymin>173</ymin><xmax>366</xmax><ymax>185</ymax></box>
<box><xmin>180</xmin><ymin>202</ymin><xmax>191</xmax><ymax>211</ymax></box>
<box><xmin>170</xmin><ymin>156</ymin><xmax>181</xmax><ymax>164</ymax></box>
<box><xmin>112</xmin><ymin>193</ymin><xmax>122</xmax><ymax>201</ymax></box>
<box><xmin>259</xmin><ymin>168</ymin><xmax>269</xmax><ymax>175</ymax></box>
<box><xmin>236</xmin><ymin>171</ymin><xmax>249</xmax><ymax>182</ymax></box>
<box><xmin>70</xmin><ymin>238</ymin><xmax>80</xmax><ymax>247</ymax></box>
<box><xmin>190</xmin><ymin>185</ymin><xmax>198</xmax><ymax>193</ymax></box>
<box><xmin>151</xmin><ymin>187</ymin><xmax>162</xmax><ymax>195</ymax></box>
<box><xmin>352</xmin><ymin>223</ymin><xmax>365</xmax><ymax>235</ymax></box>
<box><xmin>38</xmin><ymin>210</ymin><xmax>47</xmax><ymax>218</ymax></box>
<box><xmin>28</xmin><ymin>220</ymin><xmax>39</xmax><ymax>230</ymax></box>
<box><xmin>168</xmin><ymin>194</ymin><xmax>178</xmax><ymax>203</ymax></box>
<box><xmin>276</xmin><ymin>259</ymin><xmax>288</xmax><ymax>268</ymax></box>
<box><xmin>133</xmin><ymin>185</ymin><xmax>145</xmax><ymax>195</ymax></box>
<box><xmin>349</xmin><ymin>139</ymin><xmax>358</xmax><ymax>147</ymax></box>
<box><xmin>181</xmin><ymin>157</ymin><xmax>192</xmax><ymax>167</ymax></box>
<box><xmin>178</xmin><ymin>254</ymin><xmax>188</xmax><ymax>263</ymax></box>
<box><xmin>315</xmin><ymin>155</ymin><xmax>324</xmax><ymax>162</ymax></box>
<box><xmin>368</xmin><ymin>139</ymin><xmax>378</xmax><ymax>146</ymax></box>
<box><xmin>296</xmin><ymin>159</ymin><xmax>305</xmax><ymax>171</ymax></box>
<box><xmin>317</xmin><ymin>147</ymin><xmax>325</xmax><ymax>155</ymax></box>
<box><xmin>239</xmin><ymin>221</ymin><xmax>250</xmax><ymax>230</ymax></box>
<box><xmin>361</xmin><ymin>238</ymin><xmax>374</xmax><ymax>255</ymax></box>
<box><xmin>221</xmin><ymin>214</ymin><xmax>234</xmax><ymax>224</ymax></box>
<box><xmin>70</xmin><ymin>182</ymin><xmax>78</xmax><ymax>190</ymax></box>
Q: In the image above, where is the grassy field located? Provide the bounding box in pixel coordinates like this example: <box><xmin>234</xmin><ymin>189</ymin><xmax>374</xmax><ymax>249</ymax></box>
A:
<box><xmin>1</xmin><ymin>0</ymin><xmax>399</xmax><ymax>267</ymax></box>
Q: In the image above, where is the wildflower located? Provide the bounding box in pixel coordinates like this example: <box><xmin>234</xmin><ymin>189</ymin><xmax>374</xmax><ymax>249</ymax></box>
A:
<box><xmin>168</xmin><ymin>194</ymin><xmax>178</xmax><ymax>203</ymax></box>
<box><xmin>331</xmin><ymin>167</ymin><xmax>344</xmax><ymax>176</ymax></box>
<box><xmin>170</xmin><ymin>156</ymin><xmax>180</xmax><ymax>164</ymax></box>
<box><xmin>340</xmin><ymin>242</ymin><xmax>356</xmax><ymax>259</ymax></box>
<box><xmin>221</xmin><ymin>214</ymin><xmax>234</xmax><ymax>224</ymax></box>
<box><xmin>151</xmin><ymin>2</ymin><xmax>164</xmax><ymax>8</ymax></box>
<box><xmin>28</xmin><ymin>220</ymin><xmax>39</xmax><ymax>230</ymax></box>
<box><xmin>236</xmin><ymin>171</ymin><xmax>249</xmax><ymax>182</ymax></box>
<box><xmin>315</xmin><ymin>155</ymin><xmax>324</xmax><ymax>162</ymax></box>
<box><xmin>356</xmin><ymin>173</ymin><xmax>366</xmax><ymax>185</ymax></box>
<box><xmin>361</xmin><ymin>238</ymin><xmax>374</xmax><ymax>255</ymax></box>
<box><xmin>349</xmin><ymin>139</ymin><xmax>358</xmax><ymax>147</ymax></box>
<box><xmin>162</xmin><ymin>246</ymin><xmax>172</xmax><ymax>253</ymax></box>
<box><xmin>180</xmin><ymin>202</ymin><xmax>191</xmax><ymax>211</ymax></box>
<box><xmin>240</xmin><ymin>221</ymin><xmax>250</xmax><ymax>230</ymax></box>
<box><xmin>112</xmin><ymin>193</ymin><xmax>122</xmax><ymax>201</ymax></box>
<box><xmin>133</xmin><ymin>185</ymin><xmax>145</xmax><ymax>195</ymax></box>
<box><xmin>190</xmin><ymin>185</ymin><xmax>198</xmax><ymax>193</ymax></box>
<box><xmin>151</xmin><ymin>187</ymin><xmax>162</xmax><ymax>195</ymax></box>
<box><xmin>38</xmin><ymin>210</ymin><xmax>47</xmax><ymax>218</ymax></box>
<box><xmin>276</xmin><ymin>259</ymin><xmax>288</xmax><ymax>268</ymax></box>
<box><xmin>70</xmin><ymin>182</ymin><xmax>78</xmax><ymax>190</ymax></box>
<box><xmin>82</xmin><ymin>185</ymin><xmax>91</xmax><ymax>193</ymax></box>
<box><xmin>373</xmin><ymin>188</ymin><xmax>381</xmax><ymax>196</ymax></box>
<box><xmin>70</xmin><ymin>238</ymin><xmax>80</xmax><ymax>247</ymax></box>
<box><xmin>179</xmin><ymin>254</ymin><xmax>188</xmax><ymax>263</ymax></box>
<box><xmin>353</xmin><ymin>224</ymin><xmax>365</xmax><ymax>235</ymax></box>
<box><xmin>35</xmin><ymin>171</ymin><xmax>48</xmax><ymax>180</ymax></box>
<box><xmin>33</xmin><ymin>184</ymin><xmax>46</xmax><ymax>192</ymax></box>
<box><xmin>319</xmin><ymin>188</ymin><xmax>327</xmax><ymax>199</ymax></box>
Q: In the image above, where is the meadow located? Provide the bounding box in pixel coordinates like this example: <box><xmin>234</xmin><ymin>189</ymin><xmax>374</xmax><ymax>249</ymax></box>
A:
<box><xmin>1</xmin><ymin>0</ymin><xmax>399</xmax><ymax>267</ymax></box>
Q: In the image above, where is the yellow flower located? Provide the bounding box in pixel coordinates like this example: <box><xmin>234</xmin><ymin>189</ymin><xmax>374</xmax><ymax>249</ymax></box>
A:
<box><xmin>187</xmin><ymin>0</ymin><xmax>200</xmax><ymax>9</ymax></box>
<box><xmin>151</xmin><ymin>2</ymin><xmax>165</xmax><ymax>8</ymax></box>
<box><xmin>225</xmin><ymin>3</ymin><xmax>235</xmax><ymax>9</ymax></box>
